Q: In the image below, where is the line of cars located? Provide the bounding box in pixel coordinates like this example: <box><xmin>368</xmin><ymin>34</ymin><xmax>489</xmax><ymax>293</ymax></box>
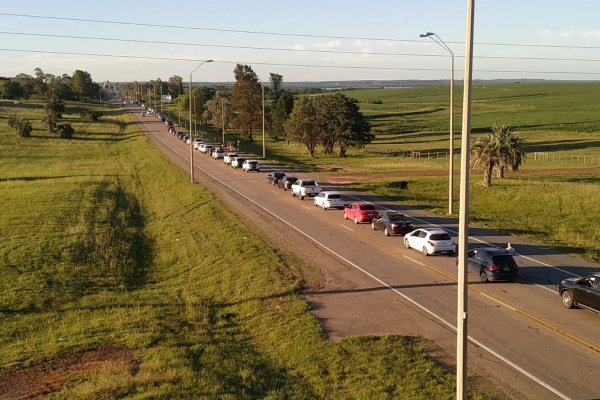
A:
<box><xmin>157</xmin><ymin>118</ymin><xmax>599</xmax><ymax>313</ymax></box>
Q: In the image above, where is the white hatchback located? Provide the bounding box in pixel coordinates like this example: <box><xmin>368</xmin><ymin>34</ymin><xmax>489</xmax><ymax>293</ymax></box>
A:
<box><xmin>313</xmin><ymin>191</ymin><xmax>344</xmax><ymax>210</ymax></box>
<box><xmin>404</xmin><ymin>228</ymin><xmax>456</xmax><ymax>256</ymax></box>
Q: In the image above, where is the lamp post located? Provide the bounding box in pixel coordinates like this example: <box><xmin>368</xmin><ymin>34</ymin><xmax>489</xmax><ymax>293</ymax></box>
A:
<box><xmin>420</xmin><ymin>32</ymin><xmax>455</xmax><ymax>215</ymax></box>
<box><xmin>189</xmin><ymin>59</ymin><xmax>213</xmax><ymax>183</ymax></box>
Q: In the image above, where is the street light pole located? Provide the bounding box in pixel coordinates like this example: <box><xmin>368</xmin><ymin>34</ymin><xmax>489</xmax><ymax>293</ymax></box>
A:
<box><xmin>189</xmin><ymin>59</ymin><xmax>213</xmax><ymax>183</ymax></box>
<box><xmin>420</xmin><ymin>32</ymin><xmax>455</xmax><ymax>215</ymax></box>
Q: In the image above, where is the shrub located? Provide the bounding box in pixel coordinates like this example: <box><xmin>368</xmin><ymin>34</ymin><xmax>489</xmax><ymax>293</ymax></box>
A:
<box><xmin>371</xmin><ymin>99</ymin><xmax>383</xmax><ymax>104</ymax></box>
<box><xmin>42</xmin><ymin>115</ymin><xmax>58</xmax><ymax>133</ymax></box>
<box><xmin>57</xmin><ymin>122</ymin><xmax>74</xmax><ymax>139</ymax></box>
<box><xmin>7</xmin><ymin>114</ymin><xmax>32</xmax><ymax>137</ymax></box>
<box><xmin>80</xmin><ymin>111</ymin><xmax>101</xmax><ymax>121</ymax></box>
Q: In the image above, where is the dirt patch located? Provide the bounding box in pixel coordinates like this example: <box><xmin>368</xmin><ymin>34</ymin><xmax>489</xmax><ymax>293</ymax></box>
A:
<box><xmin>0</xmin><ymin>345</ymin><xmax>139</xmax><ymax>400</ymax></box>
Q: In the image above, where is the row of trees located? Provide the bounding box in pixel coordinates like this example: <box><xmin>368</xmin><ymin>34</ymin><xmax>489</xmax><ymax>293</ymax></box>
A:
<box><xmin>0</xmin><ymin>68</ymin><xmax>101</xmax><ymax>101</ymax></box>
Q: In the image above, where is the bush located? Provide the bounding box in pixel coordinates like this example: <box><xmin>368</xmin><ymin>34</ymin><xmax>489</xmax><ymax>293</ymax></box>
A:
<box><xmin>80</xmin><ymin>111</ymin><xmax>101</xmax><ymax>121</ymax></box>
<box><xmin>371</xmin><ymin>99</ymin><xmax>383</xmax><ymax>104</ymax></box>
<box><xmin>57</xmin><ymin>122</ymin><xmax>74</xmax><ymax>139</ymax></box>
<box><xmin>7</xmin><ymin>114</ymin><xmax>32</xmax><ymax>137</ymax></box>
<box><xmin>42</xmin><ymin>115</ymin><xmax>58</xmax><ymax>133</ymax></box>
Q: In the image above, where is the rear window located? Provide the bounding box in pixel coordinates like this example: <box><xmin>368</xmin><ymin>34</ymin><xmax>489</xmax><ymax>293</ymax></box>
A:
<box><xmin>303</xmin><ymin>180</ymin><xmax>316</xmax><ymax>186</ymax></box>
<box><xmin>328</xmin><ymin>194</ymin><xmax>342</xmax><ymax>199</ymax></box>
<box><xmin>388</xmin><ymin>214</ymin><xmax>407</xmax><ymax>222</ymax></box>
<box><xmin>430</xmin><ymin>233</ymin><xmax>451</xmax><ymax>241</ymax></box>
<box><xmin>359</xmin><ymin>204</ymin><xmax>376</xmax><ymax>210</ymax></box>
<box><xmin>492</xmin><ymin>255</ymin><xmax>516</xmax><ymax>268</ymax></box>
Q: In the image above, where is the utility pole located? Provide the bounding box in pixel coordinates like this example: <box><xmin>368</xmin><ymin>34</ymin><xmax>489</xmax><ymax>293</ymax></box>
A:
<box><xmin>456</xmin><ymin>0</ymin><xmax>475</xmax><ymax>399</ymax></box>
<box><xmin>221</xmin><ymin>97</ymin><xmax>225</xmax><ymax>146</ymax></box>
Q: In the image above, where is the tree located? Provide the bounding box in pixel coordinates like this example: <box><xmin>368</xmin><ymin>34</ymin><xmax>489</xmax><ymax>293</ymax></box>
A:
<box><xmin>45</xmin><ymin>95</ymin><xmax>65</xmax><ymax>119</ymax></box>
<box><xmin>167</xmin><ymin>75</ymin><xmax>184</xmax><ymax>99</ymax></box>
<box><xmin>12</xmin><ymin>73</ymin><xmax>35</xmax><ymax>98</ymax></box>
<box><xmin>204</xmin><ymin>92</ymin><xmax>233</xmax><ymax>132</ymax></box>
<box><xmin>334</xmin><ymin>96</ymin><xmax>373</xmax><ymax>157</ymax></box>
<box><xmin>493</xmin><ymin>125</ymin><xmax>525</xmax><ymax>178</ymax></box>
<box><xmin>232</xmin><ymin>64</ymin><xmax>262</xmax><ymax>141</ymax></box>
<box><xmin>470</xmin><ymin>125</ymin><xmax>525</xmax><ymax>187</ymax></box>
<box><xmin>285</xmin><ymin>97</ymin><xmax>319</xmax><ymax>157</ymax></box>
<box><xmin>0</xmin><ymin>80</ymin><xmax>25</xmax><ymax>99</ymax></box>
<box><xmin>33</xmin><ymin>67</ymin><xmax>48</xmax><ymax>100</ymax></box>
<box><xmin>312</xmin><ymin>93</ymin><xmax>373</xmax><ymax>157</ymax></box>
<box><xmin>269</xmin><ymin>73</ymin><xmax>284</xmax><ymax>101</ymax></box>
<box><xmin>270</xmin><ymin>92</ymin><xmax>294</xmax><ymax>140</ymax></box>
<box><xmin>71</xmin><ymin>70</ymin><xmax>95</xmax><ymax>100</ymax></box>
<box><xmin>470</xmin><ymin>133</ymin><xmax>498</xmax><ymax>188</ymax></box>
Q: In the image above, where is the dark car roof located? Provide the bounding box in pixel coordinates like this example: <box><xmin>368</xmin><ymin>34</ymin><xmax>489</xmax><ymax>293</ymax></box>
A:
<box><xmin>472</xmin><ymin>247</ymin><xmax>512</xmax><ymax>255</ymax></box>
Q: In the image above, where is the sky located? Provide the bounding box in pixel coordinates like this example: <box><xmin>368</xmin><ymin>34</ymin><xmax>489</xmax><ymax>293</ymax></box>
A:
<box><xmin>1</xmin><ymin>0</ymin><xmax>600</xmax><ymax>83</ymax></box>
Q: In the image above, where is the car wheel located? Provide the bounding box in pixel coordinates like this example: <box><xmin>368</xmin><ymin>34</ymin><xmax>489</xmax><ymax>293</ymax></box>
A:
<box><xmin>384</xmin><ymin>228</ymin><xmax>390</xmax><ymax>236</ymax></box>
<box><xmin>344</xmin><ymin>213</ymin><xmax>348</xmax><ymax>220</ymax></box>
<box><xmin>300</xmin><ymin>195</ymin><xmax>305</xmax><ymax>200</ymax></box>
<box><xmin>354</xmin><ymin>217</ymin><xmax>359</xmax><ymax>224</ymax></box>
<box><xmin>561</xmin><ymin>290</ymin><xmax>574</xmax><ymax>308</ymax></box>
<box><xmin>422</xmin><ymin>246</ymin><xmax>429</xmax><ymax>256</ymax></box>
<box><xmin>448</xmin><ymin>251</ymin><xmax>455</xmax><ymax>256</ymax></box>
<box><xmin>292</xmin><ymin>192</ymin><xmax>295</xmax><ymax>197</ymax></box>
<box><xmin>404</xmin><ymin>239</ymin><xmax>411</xmax><ymax>249</ymax></box>
<box><xmin>371</xmin><ymin>222</ymin><xmax>376</xmax><ymax>230</ymax></box>
<box><xmin>480</xmin><ymin>271</ymin><xmax>489</xmax><ymax>283</ymax></box>
<box><xmin>283</xmin><ymin>187</ymin><xmax>286</xmax><ymax>191</ymax></box>
<box><xmin>322</xmin><ymin>204</ymin><xmax>326</xmax><ymax>210</ymax></box>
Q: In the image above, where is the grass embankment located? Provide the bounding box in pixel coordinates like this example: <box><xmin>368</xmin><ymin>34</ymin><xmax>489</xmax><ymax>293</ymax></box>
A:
<box><xmin>0</xmin><ymin>100</ymin><xmax>502</xmax><ymax>399</ymax></box>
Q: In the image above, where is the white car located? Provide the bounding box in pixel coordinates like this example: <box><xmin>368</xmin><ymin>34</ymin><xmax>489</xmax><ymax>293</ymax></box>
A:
<box><xmin>404</xmin><ymin>228</ymin><xmax>456</xmax><ymax>256</ymax></box>
<box><xmin>242</xmin><ymin>160</ymin><xmax>260</xmax><ymax>172</ymax></box>
<box><xmin>193</xmin><ymin>139</ymin><xmax>203</xmax><ymax>149</ymax></box>
<box><xmin>212</xmin><ymin>148</ymin><xmax>225</xmax><ymax>159</ymax></box>
<box><xmin>313</xmin><ymin>191</ymin><xmax>344</xmax><ymax>210</ymax></box>
<box><xmin>224</xmin><ymin>152</ymin><xmax>237</xmax><ymax>165</ymax></box>
<box><xmin>231</xmin><ymin>157</ymin><xmax>246</xmax><ymax>169</ymax></box>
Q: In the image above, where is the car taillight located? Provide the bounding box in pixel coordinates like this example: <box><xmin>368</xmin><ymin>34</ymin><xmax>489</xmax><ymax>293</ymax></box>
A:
<box><xmin>488</xmin><ymin>264</ymin><xmax>499</xmax><ymax>271</ymax></box>
<box><xmin>427</xmin><ymin>241</ymin><xmax>434</xmax><ymax>247</ymax></box>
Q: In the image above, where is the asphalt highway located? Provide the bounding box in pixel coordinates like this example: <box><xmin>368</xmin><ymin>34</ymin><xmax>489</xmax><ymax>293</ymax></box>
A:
<box><xmin>133</xmin><ymin>107</ymin><xmax>600</xmax><ymax>400</ymax></box>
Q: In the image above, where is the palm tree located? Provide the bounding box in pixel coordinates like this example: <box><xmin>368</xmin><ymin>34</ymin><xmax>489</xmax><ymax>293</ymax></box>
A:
<box><xmin>470</xmin><ymin>132</ymin><xmax>499</xmax><ymax>187</ymax></box>
<box><xmin>494</xmin><ymin>125</ymin><xmax>525</xmax><ymax>178</ymax></box>
<box><xmin>470</xmin><ymin>125</ymin><xmax>525</xmax><ymax>187</ymax></box>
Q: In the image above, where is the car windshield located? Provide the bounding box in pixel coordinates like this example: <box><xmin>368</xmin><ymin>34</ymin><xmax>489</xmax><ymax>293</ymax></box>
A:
<box><xmin>430</xmin><ymin>233</ymin><xmax>451</xmax><ymax>241</ymax></box>
<box><xmin>303</xmin><ymin>180</ymin><xmax>316</xmax><ymax>186</ymax></box>
<box><xmin>388</xmin><ymin>214</ymin><xmax>407</xmax><ymax>222</ymax></box>
<box><xmin>492</xmin><ymin>255</ymin><xmax>516</xmax><ymax>268</ymax></box>
<box><xmin>328</xmin><ymin>194</ymin><xmax>342</xmax><ymax>199</ymax></box>
<box><xmin>359</xmin><ymin>204</ymin><xmax>376</xmax><ymax>210</ymax></box>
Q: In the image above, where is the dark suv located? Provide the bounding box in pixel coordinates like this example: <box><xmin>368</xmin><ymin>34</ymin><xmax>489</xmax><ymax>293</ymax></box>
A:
<box><xmin>467</xmin><ymin>247</ymin><xmax>518</xmax><ymax>283</ymax></box>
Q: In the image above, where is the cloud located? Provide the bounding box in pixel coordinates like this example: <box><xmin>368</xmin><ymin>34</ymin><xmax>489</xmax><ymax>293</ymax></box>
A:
<box><xmin>538</xmin><ymin>29</ymin><xmax>600</xmax><ymax>40</ymax></box>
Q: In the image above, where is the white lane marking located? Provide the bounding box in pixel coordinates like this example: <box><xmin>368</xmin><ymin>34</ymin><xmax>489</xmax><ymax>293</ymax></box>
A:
<box><xmin>144</xmin><ymin>126</ymin><xmax>572</xmax><ymax>400</ymax></box>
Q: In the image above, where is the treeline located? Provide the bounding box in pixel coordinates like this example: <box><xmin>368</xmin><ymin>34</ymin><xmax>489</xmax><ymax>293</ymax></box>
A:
<box><xmin>127</xmin><ymin>65</ymin><xmax>372</xmax><ymax>157</ymax></box>
<box><xmin>0</xmin><ymin>67</ymin><xmax>101</xmax><ymax>101</ymax></box>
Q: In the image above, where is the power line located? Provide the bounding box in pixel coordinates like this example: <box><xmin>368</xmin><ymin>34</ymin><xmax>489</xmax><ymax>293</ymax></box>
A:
<box><xmin>3</xmin><ymin>31</ymin><xmax>600</xmax><ymax>63</ymax></box>
<box><xmin>2</xmin><ymin>48</ymin><xmax>600</xmax><ymax>76</ymax></box>
<box><xmin>2</xmin><ymin>12</ymin><xmax>600</xmax><ymax>51</ymax></box>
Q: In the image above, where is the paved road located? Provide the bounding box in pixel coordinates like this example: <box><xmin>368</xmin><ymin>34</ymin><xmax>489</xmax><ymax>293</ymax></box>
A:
<box><xmin>133</xmin><ymin>107</ymin><xmax>600</xmax><ymax>400</ymax></box>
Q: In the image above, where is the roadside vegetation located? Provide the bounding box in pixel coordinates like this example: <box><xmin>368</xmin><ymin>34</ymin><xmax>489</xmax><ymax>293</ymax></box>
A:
<box><xmin>0</xmin><ymin>100</ymin><xmax>504</xmax><ymax>398</ymax></box>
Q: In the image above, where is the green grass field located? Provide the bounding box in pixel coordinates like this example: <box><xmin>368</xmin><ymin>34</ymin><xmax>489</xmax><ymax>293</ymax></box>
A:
<box><xmin>0</xmin><ymin>100</ymin><xmax>503</xmax><ymax>398</ymax></box>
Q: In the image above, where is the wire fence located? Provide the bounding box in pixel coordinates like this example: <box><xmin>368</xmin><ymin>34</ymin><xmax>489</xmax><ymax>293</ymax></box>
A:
<box><xmin>384</xmin><ymin>150</ymin><xmax>600</xmax><ymax>165</ymax></box>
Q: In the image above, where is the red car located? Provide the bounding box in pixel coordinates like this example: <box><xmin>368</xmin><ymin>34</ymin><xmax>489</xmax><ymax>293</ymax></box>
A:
<box><xmin>343</xmin><ymin>202</ymin><xmax>379</xmax><ymax>224</ymax></box>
